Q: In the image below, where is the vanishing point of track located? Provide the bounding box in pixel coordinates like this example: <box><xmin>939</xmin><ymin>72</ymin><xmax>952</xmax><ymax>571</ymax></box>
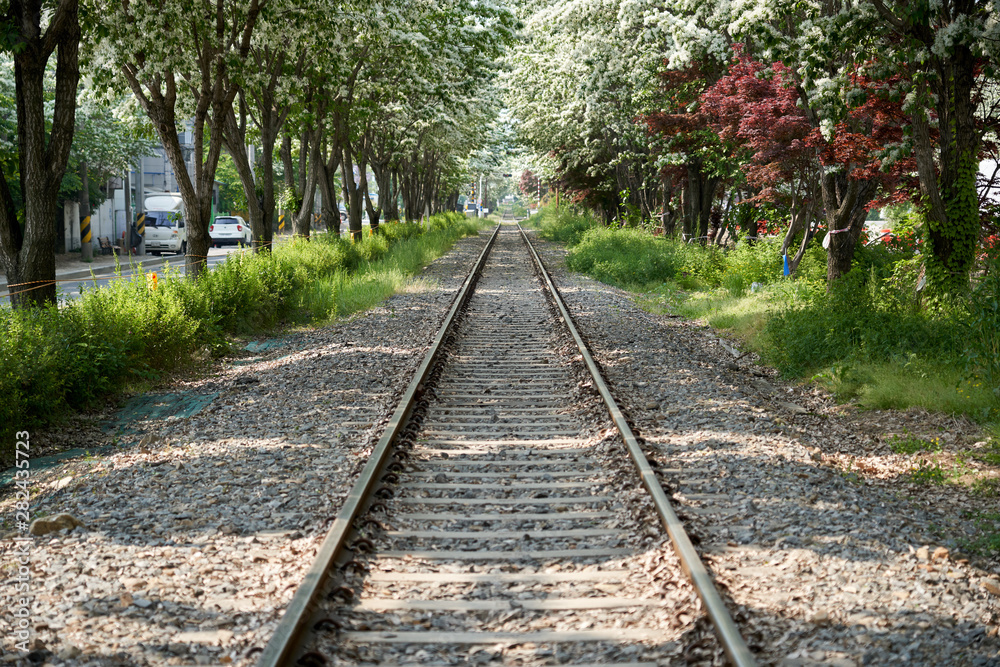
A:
<box><xmin>255</xmin><ymin>223</ymin><xmax>756</xmax><ymax>666</ymax></box>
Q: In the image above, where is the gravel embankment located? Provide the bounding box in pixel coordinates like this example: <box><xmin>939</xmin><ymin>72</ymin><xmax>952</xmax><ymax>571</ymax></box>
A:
<box><xmin>0</xmin><ymin>230</ymin><xmax>489</xmax><ymax>666</ymax></box>
<box><xmin>531</xmin><ymin>232</ymin><xmax>1000</xmax><ymax>666</ymax></box>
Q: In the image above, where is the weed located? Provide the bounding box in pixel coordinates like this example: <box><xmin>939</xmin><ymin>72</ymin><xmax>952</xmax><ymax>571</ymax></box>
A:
<box><xmin>958</xmin><ymin>511</ymin><xmax>1000</xmax><ymax>557</ymax></box>
<box><xmin>972</xmin><ymin>477</ymin><xmax>1000</xmax><ymax>498</ymax></box>
<box><xmin>908</xmin><ymin>460</ymin><xmax>946</xmax><ymax>485</ymax></box>
<box><xmin>888</xmin><ymin>433</ymin><xmax>942</xmax><ymax>455</ymax></box>
<box><xmin>967</xmin><ymin>439</ymin><xmax>1000</xmax><ymax>466</ymax></box>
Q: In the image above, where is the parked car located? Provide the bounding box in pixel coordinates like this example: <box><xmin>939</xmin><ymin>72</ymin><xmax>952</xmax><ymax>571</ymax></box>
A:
<box><xmin>210</xmin><ymin>216</ymin><xmax>251</xmax><ymax>247</ymax></box>
<box><xmin>143</xmin><ymin>194</ymin><xmax>186</xmax><ymax>256</ymax></box>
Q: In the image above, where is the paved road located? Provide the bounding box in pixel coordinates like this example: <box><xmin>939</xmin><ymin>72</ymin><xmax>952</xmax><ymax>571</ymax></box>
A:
<box><xmin>1</xmin><ymin>246</ymin><xmax>243</xmax><ymax>303</ymax></box>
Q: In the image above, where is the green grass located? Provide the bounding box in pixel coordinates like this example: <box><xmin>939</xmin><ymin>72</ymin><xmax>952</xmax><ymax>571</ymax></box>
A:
<box><xmin>0</xmin><ymin>213</ymin><xmax>479</xmax><ymax>464</ymax></box>
<box><xmin>300</xmin><ymin>218</ymin><xmax>479</xmax><ymax>321</ymax></box>
<box><xmin>959</xmin><ymin>510</ymin><xmax>1000</xmax><ymax>557</ymax></box>
<box><xmin>888</xmin><ymin>434</ymin><xmax>943</xmax><ymax>455</ymax></box>
<box><xmin>528</xmin><ymin>204</ymin><xmax>1000</xmax><ymax>426</ymax></box>
<box><xmin>968</xmin><ymin>439</ymin><xmax>1000</xmax><ymax>466</ymax></box>
<box><xmin>972</xmin><ymin>477</ymin><xmax>1000</xmax><ymax>498</ymax></box>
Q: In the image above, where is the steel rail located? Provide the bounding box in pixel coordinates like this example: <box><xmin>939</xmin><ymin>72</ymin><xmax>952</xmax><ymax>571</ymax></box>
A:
<box><xmin>518</xmin><ymin>224</ymin><xmax>758</xmax><ymax>667</ymax></box>
<box><xmin>256</xmin><ymin>223</ymin><xmax>502</xmax><ymax>667</ymax></box>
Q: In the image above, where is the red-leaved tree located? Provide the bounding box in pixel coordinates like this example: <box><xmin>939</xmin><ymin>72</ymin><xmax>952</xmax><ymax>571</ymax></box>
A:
<box><xmin>701</xmin><ymin>47</ymin><xmax>919</xmax><ymax>280</ymax></box>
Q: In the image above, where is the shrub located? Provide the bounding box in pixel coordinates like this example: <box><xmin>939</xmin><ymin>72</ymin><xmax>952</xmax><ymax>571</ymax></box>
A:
<box><xmin>567</xmin><ymin>227</ymin><xmax>683</xmax><ymax>288</ymax></box>
<box><xmin>532</xmin><ymin>207</ymin><xmax>600</xmax><ymax>246</ymax></box>
<box><xmin>0</xmin><ymin>211</ymin><xmax>477</xmax><ymax>462</ymax></box>
<box><xmin>965</xmin><ymin>256</ymin><xmax>1000</xmax><ymax>414</ymax></box>
<box><xmin>717</xmin><ymin>238</ymin><xmax>783</xmax><ymax>295</ymax></box>
<box><xmin>764</xmin><ymin>269</ymin><xmax>965</xmax><ymax>377</ymax></box>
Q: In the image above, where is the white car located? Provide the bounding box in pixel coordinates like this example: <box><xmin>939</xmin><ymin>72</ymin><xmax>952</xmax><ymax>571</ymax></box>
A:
<box><xmin>144</xmin><ymin>210</ymin><xmax>186</xmax><ymax>256</ymax></box>
<box><xmin>210</xmin><ymin>216</ymin><xmax>252</xmax><ymax>247</ymax></box>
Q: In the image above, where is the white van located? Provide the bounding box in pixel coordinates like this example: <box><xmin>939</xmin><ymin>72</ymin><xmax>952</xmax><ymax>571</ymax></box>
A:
<box><xmin>142</xmin><ymin>194</ymin><xmax>187</xmax><ymax>256</ymax></box>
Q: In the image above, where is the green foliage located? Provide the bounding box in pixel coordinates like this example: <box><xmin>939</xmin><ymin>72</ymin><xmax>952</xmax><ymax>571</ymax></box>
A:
<box><xmin>968</xmin><ymin>440</ymin><xmax>1000</xmax><ymax>466</ymax></box>
<box><xmin>215</xmin><ymin>153</ymin><xmax>249</xmax><ymax>213</ymax></box>
<box><xmin>965</xmin><ymin>255</ymin><xmax>1000</xmax><ymax>416</ymax></box>
<box><xmin>530</xmin><ymin>206</ymin><xmax>601</xmax><ymax>246</ymax></box>
<box><xmin>888</xmin><ymin>433</ymin><xmax>942</xmax><ymax>454</ymax></box>
<box><xmin>0</xmin><ymin>213</ymin><xmax>478</xmax><ymax>462</ymax></box>
<box><xmin>763</xmin><ymin>269</ymin><xmax>965</xmax><ymax>377</ymax></box>
<box><xmin>925</xmin><ymin>149</ymin><xmax>980</xmax><ymax>296</ymax></box>
<box><xmin>536</xmin><ymin>206</ymin><xmax>999</xmax><ymax>418</ymax></box>
<box><xmin>908</xmin><ymin>459</ymin><xmax>946</xmax><ymax>485</ymax></box>
<box><xmin>972</xmin><ymin>478</ymin><xmax>1000</xmax><ymax>498</ymax></box>
<box><xmin>958</xmin><ymin>510</ymin><xmax>1000</xmax><ymax>557</ymax></box>
<box><xmin>717</xmin><ymin>239</ymin><xmax>784</xmax><ymax>295</ymax></box>
<box><xmin>567</xmin><ymin>227</ymin><xmax>683</xmax><ymax>288</ymax></box>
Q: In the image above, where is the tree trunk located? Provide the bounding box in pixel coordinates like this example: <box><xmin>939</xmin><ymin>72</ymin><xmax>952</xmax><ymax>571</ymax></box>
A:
<box><xmin>682</xmin><ymin>160</ymin><xmax>718</xmax><ymax>244</ymax></box>
<box><xmin>387</xmin><ymin>170</ymin><xmax>400</xmax><ymax>221</ymax></box>
<box><xmin>281</xmin><ymin>134</ymin><xmax>295</xmax><ymax>196</ymax></box>
<box><xmin>372</xmin><ymin>161</ymin><xmax>394</xmax><ymax>222</ymax></box>
<box><xmin>357</xmin><ymin>157</ymin><xmax>380</xmax><ymax>231</ymax></box>
<box><xmin>911</xmin><ymin>58</ymin><xmax>979</xmax><ymax>295</ymax></box>
<box><xmin>221</xmin><ymin>107</ymin><xmax>264</xmax><ymax>251</ymax></box>
<box><xmin>0</xmin><ymin>0</ymin><xmax>80</xmax><ymax>308</ymax></box>
<box><xmin>293</xmin><ymin>127</ymin><xmax>321</xmax><ymax>240</ymax></box>
<box><xmin>820</xmin><ymin>171</ymin><xmax>877</xmax><ymax>283</ymax></box>
<box><xmin>341</xmin><ymin>147</ymin><xmax>364</xmax><ymax>240</ymax></box>
<box><xmin>318</xmin><ymin>144</ymin><xmax>342</xmax><ymax>237</ymax></box>
<box><xmin>256</xmin><ymin>130</ymin><xmax>276</xmax><ymax>251</ymax></box>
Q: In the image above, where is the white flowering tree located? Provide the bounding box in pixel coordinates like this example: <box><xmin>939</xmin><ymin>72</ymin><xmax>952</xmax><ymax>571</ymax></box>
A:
<box><xmin>866</xmin><ymin>0</ymin><xmax>1000</xmax><ymax>294</ymax></box>
<box><xmin>96</xmin><ymin>0</ymin><xmax>271</xmax><ymax>276</ymax></box>
<box><xmin>219</xmin><ymin>0</ymin><xmax>316</xmax><ymax>252</ymax></box>
<box><xmin>507</xmin><ymin>0</ymin><xmax>672</xmax><ymax>223</ymax></box>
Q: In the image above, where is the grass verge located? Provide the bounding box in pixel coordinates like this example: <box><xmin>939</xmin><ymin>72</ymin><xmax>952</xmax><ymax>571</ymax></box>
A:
<box><xmin>526</xmin><ymin>206</ymin><xmax>998</xmax><ymax>420</ymax></box>
<box><xmin>527</xmin><ymin>204</ymin><xmax>1000</xmax><ymax>558</ymax></box>
<box><xmin>0</xmin><ymin>213</ymin><xmax>479</xmax><ymax>463</ymax></box>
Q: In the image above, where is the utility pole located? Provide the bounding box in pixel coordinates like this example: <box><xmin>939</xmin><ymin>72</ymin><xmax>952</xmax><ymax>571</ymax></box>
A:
<box><xmin>79</xmin><ymin>161</ymin><xmax>92</xmax><ymax>261</ymax></box>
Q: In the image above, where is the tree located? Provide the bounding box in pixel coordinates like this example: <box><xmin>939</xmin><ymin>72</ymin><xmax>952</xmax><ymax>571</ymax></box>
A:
<box><xmin>219</xmin><ymin>1</ymin><xmax>310</xmax><ymax>252</ymax></box>
<box><xmin>0</xmin><ymin>0</ymin><xmax>80</xmax><ymax>307</ymax></box>
<box><xmin>99</xmin><ymin>0</ymin><xmax>270</xmax><ymax>277</ymax></box>
<box><xmin>507</xmin><ymin>0</ymin><xmax>665</xmax><ymax>224</ymax></box>
<box><xmin>867</xmin><ymin>0</ymin><xmax>1000</xmax><ymax>295</ymax></box>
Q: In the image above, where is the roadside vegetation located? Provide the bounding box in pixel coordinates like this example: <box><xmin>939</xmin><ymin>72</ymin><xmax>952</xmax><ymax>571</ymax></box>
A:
<box><xmin>0</xmin><ymin>214</ymin><xmax>478</xmax><ymax>461</ymax></box>
<box><xmin>529</xmin><ymin>205</ymin><xmax>1000</xmax><ymax>554</ymax></box>
<box><xmin>527</xmin><ymin>206</ymin><xmax>1000</xmax><ymax>421</ymax></box>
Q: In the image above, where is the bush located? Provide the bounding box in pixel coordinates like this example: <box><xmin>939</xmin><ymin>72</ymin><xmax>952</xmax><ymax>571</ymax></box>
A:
<box><xmin>763</xmin><ymin>269</ymin><xmax>965</xmax><ymax>377</ymax></box>
<box><xmin>966</xmin><ymin>256</ymin><xmax>1000</xmax><ymax>414</ymax></box>
<box><xmin>531</xmin><ymin>206</ymin><xmax>600</xmax><ymax>246</ymax></box>
<box><xmin>568</xmin><ymin>227</ymin><xmax>683</xmax><ymax>288</ymax></box>
<box><xmin>720</xmin><ymin>238</ymin><xmax>784</xmax><ymax>294</ymax></box>
<box><xmin>0</xmin><ymin>211</ymin><xmax>478</xmax><ymax>463</ymax></box>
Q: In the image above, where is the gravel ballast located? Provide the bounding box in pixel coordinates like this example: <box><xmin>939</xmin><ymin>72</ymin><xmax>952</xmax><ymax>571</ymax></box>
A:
<box><xmin>530</xmin><ymin>232</ymin><xmax>1000</xmax><ymax>666</ymax></box>
<box><xmin>2</xmin><ymin>225</ymin><xmax>998</xmax><ymax>666</ymax></box>
<box><xmin>0</xmin><ymin>231</ymin><xmax>490</xmax><ymax>666</ymax></box>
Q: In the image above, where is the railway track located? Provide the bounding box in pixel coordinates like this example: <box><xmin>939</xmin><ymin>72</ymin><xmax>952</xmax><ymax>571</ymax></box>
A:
<box><xmin>256</xmin><ymin>225</ymin><xmax>755</xmax><ymax>666</ymax></box>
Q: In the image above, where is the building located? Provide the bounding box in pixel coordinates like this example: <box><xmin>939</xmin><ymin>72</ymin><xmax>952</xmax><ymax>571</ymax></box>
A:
<box><xmin>59</xmin><ymin>126</ymin><xmax>219</xmax><ymax>253</ymax></box>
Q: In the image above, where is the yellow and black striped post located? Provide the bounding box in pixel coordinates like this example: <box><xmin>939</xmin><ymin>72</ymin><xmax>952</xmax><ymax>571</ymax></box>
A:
<box><xmin>135</xmin><ymin>213</ymin><xmax>146</xmax><ymax>255</ymax></box>
<box><xmin>79</xmin><ymin>161</ymin><xmax>93</xmax><ymax>260</ymax></box>
<box><xmin>80</xmin><ymin>214</ymin><xmax>93</xmax><ymax>260</ymax></box>
<box><xmin>80</xmin><ymin>216</ymin><xmax>92</xmax><ymax>244</ymax></box>
<box><xmin>279</xmin><ymin>213</ymin><xmax>286</xmax><ymax>234</ymax></box>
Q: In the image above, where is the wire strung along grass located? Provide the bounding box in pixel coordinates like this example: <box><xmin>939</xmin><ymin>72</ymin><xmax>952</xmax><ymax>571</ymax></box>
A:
<box><xmin>0</xmin><ymin>212</ymin><xmax>480</xmax><ymax>464</ymax></box>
